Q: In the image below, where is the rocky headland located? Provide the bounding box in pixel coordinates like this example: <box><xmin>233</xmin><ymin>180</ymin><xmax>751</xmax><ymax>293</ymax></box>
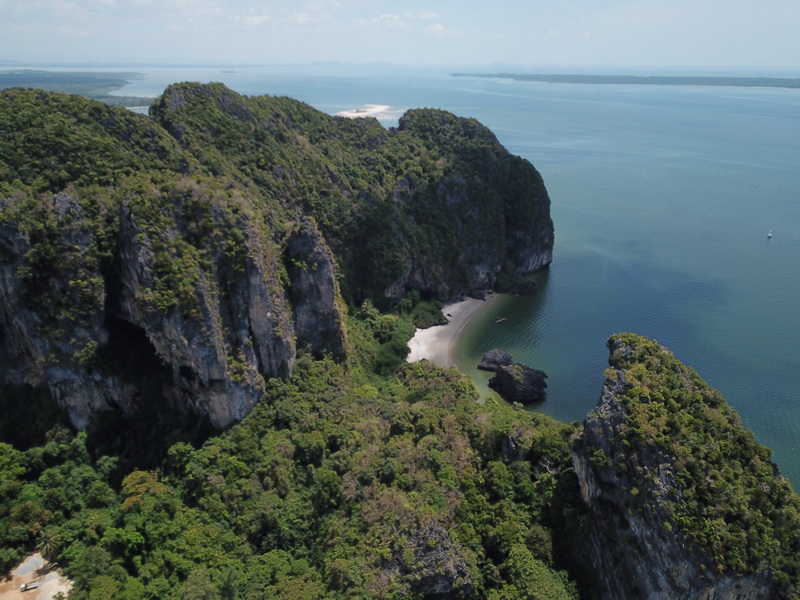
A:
<box><xmin>570</xmin><ymin>334</ymin><xmax>798</xmax><ymax>599</ymax></box>
<box><xmin>0</xmin><ymin>84</ymin><xmax>553</xmax><ymax>431</ymax></box>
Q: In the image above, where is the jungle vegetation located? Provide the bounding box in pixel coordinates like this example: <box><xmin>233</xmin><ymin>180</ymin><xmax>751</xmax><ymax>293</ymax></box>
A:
<box><xmin>0</xmin><ymin>86</ymin><xmax>797</xmax><ymax>599</ymax></box>
<box><xmin>604</xmin><ymin>333</ymin><xmax>800</xmax><ymax>591</ymax></box>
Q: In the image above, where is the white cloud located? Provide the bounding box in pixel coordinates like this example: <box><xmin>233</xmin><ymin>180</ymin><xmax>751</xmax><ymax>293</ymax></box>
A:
<box><xmin>3</xmin><ymin>0</ymin><xmax>800</xmax><ymax>68</ymax></box>
<box><xmin>57</xmin><ymin>25</ymin><xmax>92</xmax><ymax>36</ymax></box>
<box><xmin>165</xmin><ymin>22</ymin><xmax>191</xmax><ymax>33</ymax></box>
<box><xmin>54</xmin><ymin>0</ymin><xmax>91</xmax><ymax>20</ymax></box>
<box><xmin>378</xmin><ymin>14</ymin><xmax>406</xmax><ymax>29</ymax></box>
<box><xmin>242</xmin><ymin>13</ymin><xmax>271</xmax><ymax>26</ymax></box>
<box><xmin>288</xmin><ymin>12</ymin><xmax>315</xmax><ymax>25</ymax></box>
<box><xmin>354</xmin><ymin>13</ymin><xmax>406</xmax><ymax>30</ymax></box>
<box><xmin>407</xmin><ymin>11</ymin><xmax>438</xmax><ymax>20</ymax></box>
<box><xmin>424</xmin><ymin>23</ymin><xmax>452</xmax><ymax>38</ymax></box>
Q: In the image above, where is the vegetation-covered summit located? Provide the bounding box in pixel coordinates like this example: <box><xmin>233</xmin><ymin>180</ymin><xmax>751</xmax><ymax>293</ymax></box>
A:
<box><xmin>1</xmin><ymin>83</ymin><xmax>553</xmax><ymax>307</ymax></box>
<box><xmin>573</xmin><ymin>333</ymin><xmax>800</xmax><ymax>599</ymax></box>
<box><xmin>147</xmin><ymin>82</ymin><xmax>554</xmax><ymax>303</ymax></box>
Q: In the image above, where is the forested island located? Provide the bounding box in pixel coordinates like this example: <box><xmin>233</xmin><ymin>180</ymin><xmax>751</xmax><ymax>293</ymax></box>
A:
<box><xmin>0</xmin><ymin>84</ymin><xmax>797</xmax><ymax>599</ymax></box>
<box><xmin>452</xmin><ymin>72</ymin><xmax>800</xmax><ymax>89</ymax></box>
<box><xmin>0</xmin><ymin>69</ymin><xmax>153</xmax><ymax>106</ymax></box>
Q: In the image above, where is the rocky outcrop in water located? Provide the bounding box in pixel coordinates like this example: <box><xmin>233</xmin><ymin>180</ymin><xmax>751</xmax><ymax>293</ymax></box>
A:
<box><xmin>477</xmin><ymin>348</ymin><xmax>514</xmax><ymax>371</ymax></box>
<box><xmin>478</xmin><ymin>348</ymin><xmax>547</xmax><ymax>404</ymax></box>
<box><xmin>489</xmin><ymin>363</ymin><xmax>548</xmax><ymax>405</ymax></box>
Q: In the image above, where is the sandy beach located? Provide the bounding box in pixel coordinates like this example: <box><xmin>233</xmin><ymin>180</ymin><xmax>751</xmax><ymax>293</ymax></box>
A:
<box><xmin>335</xmin><ymin>104</ymin><xmax>408</xmax><ymax>122</ymax></box>
<box><xmin>336</xmin><ymin>104</ymin><xmax>391</xmax><ymax>118</ymax></box>
<box><xmin>407</xmin><ymin>295</ymin><xmax>501</xmax><ymax>368</ymax></box>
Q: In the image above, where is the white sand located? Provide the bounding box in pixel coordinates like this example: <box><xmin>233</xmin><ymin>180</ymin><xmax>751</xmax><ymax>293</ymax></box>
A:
<box><xmin>407</xmin><ymin>295</ymin><xmax>501</xmax><ymax>368</ymax></box>
<box><xmin>336</xmin><ymin>104</ymin><xmax>391</xmax><ymax>118</ymax></box>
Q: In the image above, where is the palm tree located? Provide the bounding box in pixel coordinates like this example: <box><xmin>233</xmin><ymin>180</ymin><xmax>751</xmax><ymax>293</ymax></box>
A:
<box><xmin>36</xmin><ymin>528</ymin><xmax>61</xmax><ymax>564</ymax></box>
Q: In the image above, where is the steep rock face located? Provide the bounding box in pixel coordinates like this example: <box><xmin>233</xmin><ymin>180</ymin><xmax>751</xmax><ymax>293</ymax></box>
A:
<box><xmin>0</xmin><ymin>84</ymin><xmax>555</xmax><ymax>432</ymax></box>
<box><xmin>285</xmin><ymin>218</ymin><xmax>346</xmax><ymax>360</ymax></box>
<box><xmin>380</xmin><ymin>111</ymin><xmax>554</xmax><ymax>302</ymax></box>
<box><xmin>0</xmin><ymin>187</ymin><xmax>345</xmax><ymax>430</ymax></box>
<box><xmin>572</xmin><ymin>334</ymin><xmax>785</xmax><ymax>600</ymax></box>
<box><xmin>114</xmin><ymin>191</ymin><xmax>299</xmax><ymax>428</ymax></box>
<box><xmin>0</xmin><ymin>193</ymin><xmax>127</xmax><ymax>429</ymax></box>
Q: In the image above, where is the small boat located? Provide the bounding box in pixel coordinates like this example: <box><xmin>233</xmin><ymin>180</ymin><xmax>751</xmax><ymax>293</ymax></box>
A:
<box><xmin>768</xmin><ymin>230</ymin><xmax>773</xmax><ymax>238</ymax></box>
<box><xmin>494</xmin><ymin>317</ymin><xmax>508</xmax><ymax>324</ymax></box>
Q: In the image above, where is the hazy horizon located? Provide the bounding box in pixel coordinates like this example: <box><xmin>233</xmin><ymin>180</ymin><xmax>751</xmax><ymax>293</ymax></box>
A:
<box><xmin>2</xmin><ymin>1</ymin><xmax>800</xmax><ymax>72</ymax></box>
<box><xmin>3</xmin><ymin>62</ymin><xmax>800</xmax><ymax>81</ymax></box>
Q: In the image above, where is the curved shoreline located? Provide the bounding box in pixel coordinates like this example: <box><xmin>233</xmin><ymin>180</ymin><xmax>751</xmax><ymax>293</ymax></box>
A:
<box><xmin>406</xmin><ymin>295</ymin><xmax>502</xmax><ymax>368</ymax></box>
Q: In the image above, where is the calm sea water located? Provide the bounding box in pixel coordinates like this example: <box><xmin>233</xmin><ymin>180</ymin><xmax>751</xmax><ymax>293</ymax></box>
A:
<box><xmin>107</xmin><ymin>65</ymin><xmax>800</xmax><ymax>485</ymax></box>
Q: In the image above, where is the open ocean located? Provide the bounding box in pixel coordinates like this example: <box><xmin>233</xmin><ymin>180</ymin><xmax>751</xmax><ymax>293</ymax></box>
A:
<box><xmin>105</xmin><ymin>64</ymin><xmax>800</xmax><ymax>485</ymax></box>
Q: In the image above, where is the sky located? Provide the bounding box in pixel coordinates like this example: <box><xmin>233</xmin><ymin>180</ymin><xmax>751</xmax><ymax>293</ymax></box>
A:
<box><xmin>2</xmin><ymin>0</ymin><xmax>800</xmax><ymax>70</ymax></box>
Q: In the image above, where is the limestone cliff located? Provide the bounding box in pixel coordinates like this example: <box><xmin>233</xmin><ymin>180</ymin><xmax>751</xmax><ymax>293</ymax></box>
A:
<box><xmin>150</xmin><ymin>86</ymin><xmax>554</xmax><ymax>305</ymax></box>
<box><xmin>0</xmin><ymin>188</ymin><xmax>344</xmax><ymax>430</ymax></box>
<box><xmin>571</xmin><ymin>334</ymin><xmax>798</xmax><ymax>600</ymax></box>
<box><xmin>380</xmin><ymin>109</ymin><xmax>554</xmax><ymax>302</ymax></box>
<box><xmin>0</xmin><ymin>84</ymin><xmax>553</xmax><ymax>431</ymax></box>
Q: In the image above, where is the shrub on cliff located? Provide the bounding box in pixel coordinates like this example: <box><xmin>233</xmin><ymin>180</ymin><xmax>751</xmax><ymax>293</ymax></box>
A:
<box><xmin>582</xmin><ymin>333</ymin><xmax>800</xmax><ymax>597</ymax></box>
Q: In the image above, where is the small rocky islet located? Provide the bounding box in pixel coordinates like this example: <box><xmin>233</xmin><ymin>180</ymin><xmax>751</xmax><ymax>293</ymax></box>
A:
<box><xmin>477</xmin><ymin>348</ymin><xmax>548</xmax><ymax>405</ymax></box>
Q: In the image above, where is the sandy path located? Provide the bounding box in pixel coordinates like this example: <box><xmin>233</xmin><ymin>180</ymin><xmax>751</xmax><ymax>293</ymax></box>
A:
<box><xmin>0</xmin><ymin>554</ymin><xmax>72</xmax><ymax>600</ymax></box>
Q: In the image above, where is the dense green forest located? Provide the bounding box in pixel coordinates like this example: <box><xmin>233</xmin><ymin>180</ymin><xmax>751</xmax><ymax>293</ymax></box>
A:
<box><xmin>0</xmin><ymin>316</ymin><xmax>582</xmax><ymax>599</ymax></box>
<box><xmin>0</xmin><ymin>84</ymin><xmax>568</xmax><ymax>598</ymax></box>
<box><xmin>0</xmin><ymin>86</ymin><xmax>798</xmax><ymax>599</ymax></box>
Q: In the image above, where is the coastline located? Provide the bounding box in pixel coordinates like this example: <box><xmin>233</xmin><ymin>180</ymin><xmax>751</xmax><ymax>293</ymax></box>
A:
<box><xmin>336</xmin><ymin>104</ymin><xmax>391</xmax><ymax>118</ymax></box>
<box><xmin>406</xmin><ymin>294</ymin><xmax>502</xmax><ymax>368</ymax></box>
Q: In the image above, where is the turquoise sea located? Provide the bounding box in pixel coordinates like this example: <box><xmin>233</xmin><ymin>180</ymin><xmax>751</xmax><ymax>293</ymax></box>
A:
<box><xmin>106</xmin><ymin>64</ymin><xmax>800</xmax><ymax>485</ymax></box>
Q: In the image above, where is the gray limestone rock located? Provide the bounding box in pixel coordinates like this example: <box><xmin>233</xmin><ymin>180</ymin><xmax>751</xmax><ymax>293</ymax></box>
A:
<box><xmin>571</xmin><ymin>339</ymin><xmax>776</xmax><ymax>600</ymax></box>
<box><xmin>0</xmin><ymin>190</ymin><xmax>346</xmax><ymax>430</ymax></box>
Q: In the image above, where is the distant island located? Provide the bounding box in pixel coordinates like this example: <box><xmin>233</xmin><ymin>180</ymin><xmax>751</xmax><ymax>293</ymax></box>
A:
<box><xmin>0</xmin><ymin>69</ymin><xmax>154</xmax><ymax>106</ymax></box>
<box><xmin>452</xmin><ymin>72</ymin><xmax>800</xmax><ymax>89</ymax></box>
